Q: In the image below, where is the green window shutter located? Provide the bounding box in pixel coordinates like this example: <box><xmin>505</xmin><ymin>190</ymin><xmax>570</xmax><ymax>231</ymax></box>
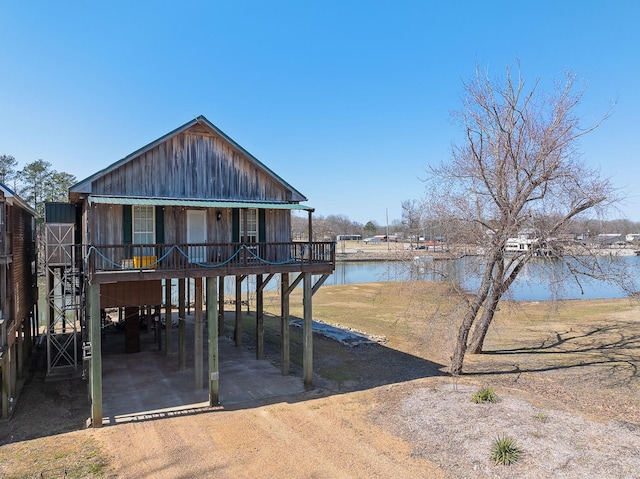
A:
<box><xmin>123</xmin><ymin>205</ymin><xmax>132</xmax><ymax>244</ymax></box>
<box><xmin>155</xmin><ymin>206</ymin><xmax>165</xmax><ymax>244</ymax></box>
<box><xmin>232</xmin><ymin>209</ymin><xmax>239</xmax><ymax>242</ymax></box>
<box><xmin>259</xmin><ymin>209</ymin><xmax>266</xmax><ymax>242</ymax></box>
<box><xmin>123</xmin><ymin>204</ymin><xmax>132</xmax><ymax>259</ymax></box>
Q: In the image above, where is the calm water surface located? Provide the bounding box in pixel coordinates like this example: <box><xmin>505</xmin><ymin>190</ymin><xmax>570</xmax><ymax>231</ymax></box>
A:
<box><xmin>326</xmin><ymin>256</ymin><xmax>640</xmax><ymax>301</ymax></box>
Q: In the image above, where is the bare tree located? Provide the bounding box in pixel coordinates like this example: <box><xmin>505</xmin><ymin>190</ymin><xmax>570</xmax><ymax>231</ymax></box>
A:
<box><xmin>426</xmin><ymin>64</ymin><xmax>622</xmax><ymax>375</ymax></box>
<box><xmin>401</xmin><ymin>199</ymin><xmax>423</xmax><ymax>247</ymax></box>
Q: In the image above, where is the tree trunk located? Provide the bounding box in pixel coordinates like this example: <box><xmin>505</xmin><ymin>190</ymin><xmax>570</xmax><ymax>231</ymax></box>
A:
<box><xmin>450</xmin><ymin>254</ymin><xmax>498</xmax><ymax>374</ymax></box>
<box><xmin>468</xmin><ymin>290</ymin><xmax>500</xmax><ymax>354</ymax></box>
<box><xmin>468</xmin><ymin>257</ymin><xmax>524</xmax><ymax>354</ymax></box>
<box><xmin>450</xmin><ymin>308</ymin><xmax>478</xmax><ymax>375</ymax></box>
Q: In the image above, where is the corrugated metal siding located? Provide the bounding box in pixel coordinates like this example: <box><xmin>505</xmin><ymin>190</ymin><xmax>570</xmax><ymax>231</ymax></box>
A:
<box><xmin>45</xmin><ymin>203</ymin><xmax>76</xmax><ymax>224</ymax></box>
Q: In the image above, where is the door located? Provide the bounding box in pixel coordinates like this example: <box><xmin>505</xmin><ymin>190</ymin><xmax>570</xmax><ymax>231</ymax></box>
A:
<box><xmin>187</xmin><ymin>210</ymin><xmax>207</xmax><ymax>262</ymax></box>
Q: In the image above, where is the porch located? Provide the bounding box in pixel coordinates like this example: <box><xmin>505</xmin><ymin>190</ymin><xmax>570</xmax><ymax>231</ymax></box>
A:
<box><xmin>83</xmin><ymin>241</ymin><xmax>336</xmax><ymax>283</ymax></box>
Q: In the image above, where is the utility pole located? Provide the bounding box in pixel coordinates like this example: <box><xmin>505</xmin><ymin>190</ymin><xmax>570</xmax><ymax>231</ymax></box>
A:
<box><xmin>386</xmin><ymin>209</ymin><xmax>390</xmax><ymax>252</ymax></box>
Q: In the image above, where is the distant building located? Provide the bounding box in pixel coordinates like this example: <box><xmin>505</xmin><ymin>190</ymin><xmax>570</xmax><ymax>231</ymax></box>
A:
<box><xmin>625</xmin><ymin>234</ymin><xmax>640</xmax><ymax>243</ymax></box>
<box><xmin>505</xmin><ymin>237</ymin><xmax>538</xmax><ymax>253</ymax></box>
<box><xmin>595</xmin><ymin>233</ymin><xmax>623</xmax><ymax>246</ymax></box>
<box><xmin>336</xmin><ymin>234</ymin><xmax>362</xmax><ymax>241</ymax></box>
<box><xmin>370</xmin><ymin>235</ymin><xmax>397</xmax><ymax>242</ymax></box>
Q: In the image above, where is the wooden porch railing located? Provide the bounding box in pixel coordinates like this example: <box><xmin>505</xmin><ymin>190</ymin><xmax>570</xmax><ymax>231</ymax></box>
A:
<box><xmin>80</xmin><ymin>242</ymin><xmax>336</xmax><ymax>276</ymax></box>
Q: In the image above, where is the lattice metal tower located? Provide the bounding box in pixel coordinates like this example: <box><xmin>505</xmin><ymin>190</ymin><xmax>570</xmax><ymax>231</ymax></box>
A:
<box><xmin>44</xmin><ymin>204</ymin><xmax>83</xmax><ymax>376</ymax></box>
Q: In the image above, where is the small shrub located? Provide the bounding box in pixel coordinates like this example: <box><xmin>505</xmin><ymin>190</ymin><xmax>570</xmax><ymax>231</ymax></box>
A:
<box><xmin>533</xmin><ymin>411</ymin><xmax>549</xmax><ymax>423</ymax></box>
<box><xmin>87</xmin><ymin>462</ymin><xmax>106</xmax><ymax>474</ymax></box>
<box><xmin>470</xmin><ymin>387</ymin><xmax>499</xmax><ymax>403</ymax></box>
<box><xmin>490</xmin><ymin>435</ymin><xmax>523</xmax><ymax>466</ymax></box>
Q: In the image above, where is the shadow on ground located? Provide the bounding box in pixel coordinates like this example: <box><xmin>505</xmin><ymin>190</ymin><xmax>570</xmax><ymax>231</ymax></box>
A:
<box><xmin>0</xmin><ymin>311</ymin><xmax>444</xmax><ymax>444</ymax></box>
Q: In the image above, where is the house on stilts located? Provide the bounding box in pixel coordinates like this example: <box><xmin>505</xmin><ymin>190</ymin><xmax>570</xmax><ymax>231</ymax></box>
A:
<box><xmin>44</xmin><ymin>115</ymin><xmax>336</xmax><ymax>427</ymax></box>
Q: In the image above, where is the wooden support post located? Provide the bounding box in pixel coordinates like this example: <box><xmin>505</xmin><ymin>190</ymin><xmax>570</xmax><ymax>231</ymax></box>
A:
<box><xmin>16</xmin><ymin>325</ymin><xmax>23</xmax><ymax>380</ymax></box>
<box><xmin>145</xmin><ymin>306</ymin><xmax>151</xmax><ymax>333</ymax></box>
<box><xmin>47</xmin><ymin>269</ymin><xmax>54</xmax><ymax>342</ymax></box>
<box><xmin>234</xmin><ymin>275</ymin><xmax>243</xmax><ymax>346</ymax></box>
<box><xmin>124</xmin><ymin>306</ymin><xmax>141</xmax><ymax>353</ymax></box>
<box><xmin>1</xmin><ymin>346</ymin><xmax>8</xmax><ymax>418</ymax></box>
<box><xmin>256</xmin><ymin>274</ymin><xmax>263</xmax><ymax>359</ymax></box>
<box><xmin>218</xmin><ymin>275</ymin><xmax>225</xmax><ymax>336</ymax></box>
<box><xmin>10</xmin><ymin>346</ymin><xmax>16</xmax><ymax>405</ymax></box>
<box><xmin>187</xmin><ymin>278</ymin><xmax>191</xmax><ymax>316</ymax></box>
<box><xmin>153</xmin><ymin>305</ymin><xmax>161</xmax><ymax>349</ymax></box>
<box><xmin>280</xmin><ymin>273</ymin><xmax>290</xmax><ymax>375</ymax></box>
<box><xmin>303</xmin><ymin>273</ymin><xmax>313</xmax><ymax>389</ymax></box>
<box><xmin>178</xmin><ymin>278</ymin><xmax>186</xmax><ymax>370</ymax></box>
<box><xmin>88</xmin><ymin>282</ymin><xmax>102</xmax><ymax>427</ymax></box>
<box><xmin>164</xmin><ymin>279</ymin><xmax>172</xmax><ymax>355</ymax></box>
<box><xmin>194</xmin><ymin>277</ymin><xmax>204</xmax><ymax>389</ymax></box>
<box><xmin>207</xmin><ymin>277</ymin><xmax>219</xmax><ymax>405</ymax></box>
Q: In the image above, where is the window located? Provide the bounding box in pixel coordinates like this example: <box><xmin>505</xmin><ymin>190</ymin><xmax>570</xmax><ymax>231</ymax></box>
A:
<box><xmin>241</xmin><ymin>209</ymin><xmax>258</xmax><ymax>243</ymax></box>
<box><xmin>133</xmin><ymin>205</ymin><xmax>155</xmax><ymax>245</ymax></box>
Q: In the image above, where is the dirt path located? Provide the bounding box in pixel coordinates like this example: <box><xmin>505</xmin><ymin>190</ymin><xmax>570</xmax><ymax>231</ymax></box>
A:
<box><xmin>95</xmin><ymin>389</ymin><xmax>444</xmax><ymax>478</ymax></box>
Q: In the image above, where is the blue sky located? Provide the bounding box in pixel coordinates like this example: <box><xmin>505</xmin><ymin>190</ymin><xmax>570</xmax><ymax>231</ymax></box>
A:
<box><xmin>1</xmin><ymin>1</ymin><xmax>639</xmax><ymax>225</ymax></box>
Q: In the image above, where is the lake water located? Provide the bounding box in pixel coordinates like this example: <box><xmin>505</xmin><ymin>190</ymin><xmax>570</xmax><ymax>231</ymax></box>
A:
<box><xmin>325</xmin><ymin>255</ymin><xmax>640</xmax><ymax>301</ymax></box>
<box><xmin>176</xmin><ymin>255</ymin><xmax>639</xmax><ymax>304</ymax></box>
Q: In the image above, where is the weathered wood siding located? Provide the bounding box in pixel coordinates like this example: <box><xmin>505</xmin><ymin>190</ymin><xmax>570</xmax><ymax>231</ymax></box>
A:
<box><xmin>267</xmin><ymin>210</ymin><xmax>291</xmax><ymax>243</ymax></box>
<box><xmin>91</xmin><ymin>205</ymin><xmax>292</xmax><ymax>245</ymax></box>
<box><xmin>92</xmin><ymin>127</ymin><xmax>292</xmax><ymax>202</ymax></box>
<box><xmin>92</xmin><ymin>204</ymin><xmax>123</xmax><ymax>245</ymax></box>
<box><xmin>158</xmin><ymin>206</ymin><xmax>232</xmax><ymax>244</ymax></box>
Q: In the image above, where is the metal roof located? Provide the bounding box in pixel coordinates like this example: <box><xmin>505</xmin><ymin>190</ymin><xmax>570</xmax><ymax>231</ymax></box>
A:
<box><xmin>87</xmin><ymin>195</ymin><xmax>314</xmax><ymax>211</ymax></box>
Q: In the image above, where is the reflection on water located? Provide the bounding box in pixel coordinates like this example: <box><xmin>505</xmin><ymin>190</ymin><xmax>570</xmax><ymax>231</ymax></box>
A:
<box><xmin>327</xmin><ymin>255</ymin><xmax>640</xmax><ymax>301</ymax></box>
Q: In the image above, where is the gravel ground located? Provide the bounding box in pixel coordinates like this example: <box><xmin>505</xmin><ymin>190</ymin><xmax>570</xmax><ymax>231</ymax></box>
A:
<box><xmin>376</xmin><ymin>380</ymin><xmax>640</xmax><ymax>479</ymax></box>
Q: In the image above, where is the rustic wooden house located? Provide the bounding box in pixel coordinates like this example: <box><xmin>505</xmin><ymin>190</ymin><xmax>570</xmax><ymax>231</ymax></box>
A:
<box><xmin>60</xmin><ymin>116</ymin><xmax>335</xmax><ymax>427</ymax></box>
<box><xmin>0</xmin><ymin>183</ymin><xmax>38</xmax><ymax>419</ymax></box>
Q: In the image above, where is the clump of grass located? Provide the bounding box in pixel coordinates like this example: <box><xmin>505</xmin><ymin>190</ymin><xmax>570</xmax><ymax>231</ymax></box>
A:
<box><xmin>490</xmin><ymin>435</ymin><xmax>523</xmax><ymax>465</ymax></box>
<box><xmin>470</xmin><ymin>386</ymin><xmax>499</xmax><ymax>403</ymax></box>
<box><xmin>533</xmin><ymin>411</ymin><xmax>549</xmax><ymax>423</ymax></box>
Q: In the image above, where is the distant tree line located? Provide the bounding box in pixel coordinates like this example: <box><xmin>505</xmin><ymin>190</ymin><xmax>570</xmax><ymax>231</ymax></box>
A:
<box><xmin>0</xmin><ymin>154</ymin><xmax>76</xmax><ymax>218</ymax></box>
<box><xmin>292</xmin><ymin>206</ymin><xmax>640</xmax><ymax>244</ymax></box>
<box><xmin>291</xmin><ymin>213</ymin><xmax>405</xmax><ymax>241</ymax></box>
